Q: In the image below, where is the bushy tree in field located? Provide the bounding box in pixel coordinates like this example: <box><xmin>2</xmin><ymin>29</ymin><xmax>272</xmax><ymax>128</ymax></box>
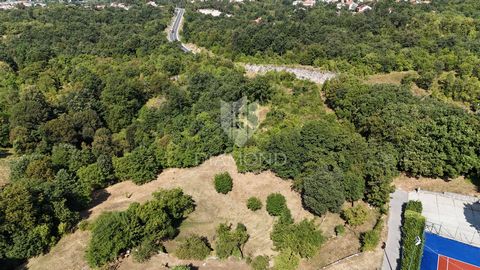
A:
<box><xmin>172</xmin><ymin>266</ymin><xmax>193</xmax><ymax>270</ymax></box>
<box><xmin>175</xmin><ymin>235</ymin><xmax>211</xmax><ymax>260</ymax></box>
<box><xmin>263</xmin><ymin>128</ymin><xmax>304</xmax><ymax>179</ymax></box>
<box><xmin>271</xmin><ymin>219</ymin><xmax>324</xmax><ymax>259</ymax></box>
<box><xmin>273</xmin><ymin>248</ymin><xmax>299</xmax><ymax>270</ymax></box>
<box><xmin>361</xmin><ymin>219</ymin><xmax>383</xmax><ymax>252</ymax></box>
<box><xmin>250</xmin><ymin>255</ymin><xmax>269</xmax><ymax>270</ymax></box>
<box><xmin>214</xmin><ymin>172</ymin><xmax>233</xmax><ymax>194</ymax></box>
<box><xmin>247</xmin><ymin>197</ymin><xmax>262</xmax><ymax>211</ymax></box>
<box><xmin>266</xmin><ymin>193</ymin><xmax>287</xmax><ymax>216</ymax></box>
<box><xmin>54</xmin><ymin>169</ymin><xmax>91</xmax><ymax>210</ymax></box>
<box><xmin>132</xmin><ymin>238</ymin><xmax>163</xmax><ymax>263</ymax></box>
<box><xmin>364</xmin><ymin>142</ymin><xmax>398</xmax><ymax>207</ymax></box>
<box><xmin>342</xmin><ymin>204</ymin><xmax>369</xmax><ymax>227</ymax></box>
<box><xmin>215</xmin><ymin>223</ymin><xmax>249</xmax><ymax>259</ymax></box>
<box><xmin>86</xmin><ymin>211</ymin><xmax>134</xmax><ymax>267</ymax></box>
<box><xmin>302</xmin><ymin>167</ymin><xmax>345</xmax><ymax>216</ymax></box>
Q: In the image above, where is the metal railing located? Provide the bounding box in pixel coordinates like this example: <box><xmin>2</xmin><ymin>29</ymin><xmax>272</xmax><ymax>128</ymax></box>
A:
<box><xmin>425</xmin><ymin>221</ymin><xmax>480</xmax><ymax>247</ymax></box>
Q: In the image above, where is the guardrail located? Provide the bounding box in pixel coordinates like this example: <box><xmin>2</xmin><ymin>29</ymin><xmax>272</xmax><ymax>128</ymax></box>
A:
<box><xmin>425</xmin><ymin>221</ymin><xmax>480</xmax><ymax>247</ymax></box>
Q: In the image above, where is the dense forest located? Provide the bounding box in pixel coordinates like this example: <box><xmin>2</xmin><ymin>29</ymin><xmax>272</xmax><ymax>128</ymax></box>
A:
<box><xmin>1</xmin><ymin>1</ymin><xmax>480</xmax><ymax>269</ymax></box>
<box><xmin>0</xmin><ymin>4</ymin><xmax>243</xmax><ymax>268</ymax></box>
<box><xmin>0</xmin><ymin>3</ymin><xmax>327</xmax><ymax>268</ymax></box>
<box><xmin>184</xmin><ymin>0</ymin><xmax>480</xmax><ymax>110</ymax></box>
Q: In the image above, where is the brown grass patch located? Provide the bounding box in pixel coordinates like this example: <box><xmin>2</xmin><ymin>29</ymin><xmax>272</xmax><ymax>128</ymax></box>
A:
<box><xmin>365</xmin><ymin>71</ymin><xmax>429</xmax><ymax>98</ymax></box>
<box><xmin>26</xmin><ymin>230</ymin><xmax>91</xmax><ymax>270</ymax></box>
<box><xmin>0</xmin><ymin>149</ymin><xmax>15</xmax><ymax>187</ymax></box>
<box><xmin>365</xmin><ymin>71</ymin><xmax>414</xmax><ymax>85</ymax></box>
<box><xmin>394</xmin><ymin>173</ymin><xmax>479</xmax><ymax>197</ymax></box>
<box><xmin>118</xmin><ymin>253</ymin><xmax>250</xmax><ymax>270</ymax></box>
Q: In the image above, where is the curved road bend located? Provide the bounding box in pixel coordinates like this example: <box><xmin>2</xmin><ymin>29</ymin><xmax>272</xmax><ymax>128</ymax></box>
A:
<box><xmin>168</xmin><ymin>8</ymin><xmax>190</xmax><ymax>53</ymax></box>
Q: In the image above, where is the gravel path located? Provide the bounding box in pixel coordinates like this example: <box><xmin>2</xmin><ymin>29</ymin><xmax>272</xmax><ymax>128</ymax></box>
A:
<box><xmin>244</xmin><ymin>64</ymin><xmax>336</xmax><ymax>84</ymax></box>
<box><xmin>382</xmin><ymin>189</ymin><xmax>408</xmax><ymax>270</ymax></box>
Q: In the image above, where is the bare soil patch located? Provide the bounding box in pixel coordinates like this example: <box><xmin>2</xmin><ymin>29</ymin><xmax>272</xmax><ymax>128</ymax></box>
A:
<box><xmin>394</xmin><ymin>174</ymin><xmax>479</xmax><ymax>197</ymax></box>
<box><xmin>0</xmin><ymin>149</ymin><xmax>15</xmax><ymax>187</ymax></box>
<box><xmin>27</xmin><ymin>154</ymin><xmax>312</xmax><ymax>270</ymax></box>
<box><xmin>365</xmin><ymin>71</ymin><xmax>428</xmax><ymax>98</ymax></box>
<box><xmin>366</xmin><ymin>71</ymin><xmax>414</xmax><ymax>85</ymax></box>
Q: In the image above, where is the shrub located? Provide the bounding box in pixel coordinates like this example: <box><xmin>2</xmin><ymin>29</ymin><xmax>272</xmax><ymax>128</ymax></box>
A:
<box><xmin>214</xmin><ymin>172</ymin><xmax>233</xmax><ymax>194</ymax></box>
<box><xmin>172</xmin><ymin>266</ymin><xmax>192</xmax><ymax>270</ymax></box>
<box><xmin>334</xmin><ymin>225</ymin><xmax>345</xmax><ymax>236</ymax></box>
<box><xmin>250</xmin><ymin>255</ymin><xmax>269</xmax><ymax>270</ymax></box>
<box><xmin>274</xmin><ymin>248</ymin><xmax>299</xmax><ymax>270</ymax></box>
<box><xmin>400</xmin><ymin>208</ymin><xmax>426</xmax><ymax>270</ymax></box>
<box><xmin>86</xmin><ymin>211</ymin><xmax>133</xmax><ymax>267</ymax></box>
<box><xmin>132</xmin><ymin>238</ymin><xmax>162</xmax><ymax>263</ymax></box>
<box><xmin>78</xmin><ymin>220</ymin><xmax>90</xmax><ymax>231</ymax></box>
<box><xmin>341</xmin><ymin>204</ymin><xmax>369</xmax><ymax>227</ymax></box>
<box><xmin>215</xmin><ymin>223</ymin><xmax>249</xmax><ymax>259</ymax></box>
<box><xmin>405</xmin><ymin>200</ymin><xmax>423</xmax><ymax>213</ymax></box>
<box><xmin>361</xmin><ymin>219</ymin><xmax>383</xmax><ymax>252</ymax></box>
<box><xmin>271</xmin><ymin>219</ymin><xmax>324</xmax><ymax>258</ymax></box>
<box><xmin>266</xmin><ymin>193</ymin><xmax>287</xmax><ymax>216</ymax></box>
<box><xmin>175</xmin><ymin>235</ymin><xmax>211</xmax><ymax>260</ymax></box>
<box><xmin>247</xmin><ymin>197</ymin><xmax>262</xmax><ymax>211</ymax></box>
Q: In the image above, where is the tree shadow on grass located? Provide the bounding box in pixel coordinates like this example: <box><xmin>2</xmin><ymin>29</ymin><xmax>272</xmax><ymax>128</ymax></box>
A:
<box><xmin>467</xmin><ymin>173</ymin><xmax>480</xmax><ymax>193</ymax></box>
<box><xmin>0</xmin><ymin>148</ymin><xmax>11</xmax><ymax>159</ymax></box>
<box><xmin>80</xmin><ymin>189</ymin><xmax>110</xmax><ymax>219</ymax></box>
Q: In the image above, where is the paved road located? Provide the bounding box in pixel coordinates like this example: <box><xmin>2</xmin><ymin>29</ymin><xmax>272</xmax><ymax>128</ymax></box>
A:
<box><xmin>382</xmin><ymin>189</ymin><xmax>408</xmax><ymax>270</ymax></box>
<box><xmin>168</xmin><ymin>8</ymin><xmax>190</xmax><ymax>53</ymax></box>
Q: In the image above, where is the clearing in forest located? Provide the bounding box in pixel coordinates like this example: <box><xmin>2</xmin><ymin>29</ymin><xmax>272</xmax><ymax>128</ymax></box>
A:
<box><xmin>27</xmin><ymin>154</ymin><xmax>312</xmax><ymax>270</ymax></box>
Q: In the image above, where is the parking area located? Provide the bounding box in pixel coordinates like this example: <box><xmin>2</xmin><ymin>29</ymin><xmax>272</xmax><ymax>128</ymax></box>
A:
<box><xmin>408</xmin><ymin>190</ymin><xmax>480</xmax><ymax>247</ymax></box>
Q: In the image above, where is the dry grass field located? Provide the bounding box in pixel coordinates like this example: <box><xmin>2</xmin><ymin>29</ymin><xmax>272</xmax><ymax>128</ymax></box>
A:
<box><xmin>365</xmin><ymin>71</ymin><xmax>414</xmax><ymax>85</ymax></box>
<box><xmin>27</xmin><ymin>154</ymin><xmax>313</xmax><ymax>270</ymax></box>
<box><xmin>365</xmin><ymin>71</ymin><xmax>427</xmax><ymax>97</ymax></box>
<box><xmin>394</xmin><ymin>174</ymin><xmax>479</xmax><ymax>197</ymax></box>
<box><xmin>27</xmin><ymin>154</ymin><xmax>388</xmax><ymax>270</ymax></box>
<box><xmin>300</xmin><ymin>202</ymin><xmax>383</xmax><ymax>270</ymax></box>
